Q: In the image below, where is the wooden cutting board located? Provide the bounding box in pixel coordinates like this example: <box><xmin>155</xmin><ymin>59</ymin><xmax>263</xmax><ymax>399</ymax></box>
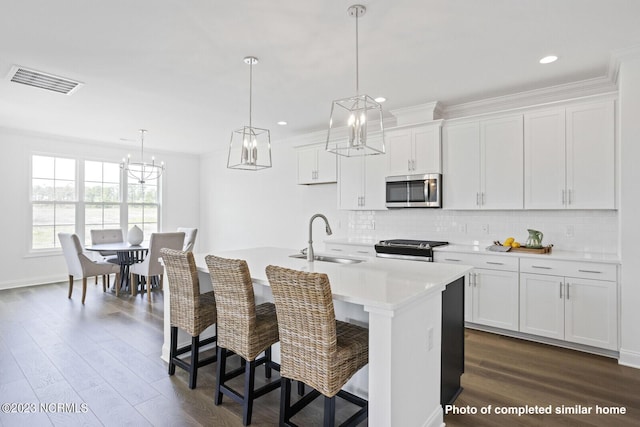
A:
<box><xmin>509</xmin><ymin>245</ymin><xmax>553</xmax><ymax>254</ymax></box>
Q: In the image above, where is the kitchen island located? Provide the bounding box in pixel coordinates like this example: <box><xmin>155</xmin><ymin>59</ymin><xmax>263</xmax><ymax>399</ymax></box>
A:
<box><xmin>161</xmin><ymin>247</ymin><xmax>471</xmax><ymax>427</ymax></box>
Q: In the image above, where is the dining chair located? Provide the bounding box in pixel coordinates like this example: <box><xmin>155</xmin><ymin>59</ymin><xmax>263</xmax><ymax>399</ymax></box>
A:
<box><xmin>58</xmin><ymin>233</ymin><xmax>121</xmax><ymax>304</ymax></box>
<box><xmin>205</xmin><ymin>255</ymin><xmax>281</xmax><ymax>426</ymax></box>
<box><xmin>90</xmin><ymin>228</ymin><xmax>124</xmax><ymax>286</ymax></box>
<box><xmin>161</xmin><ymin>248</ymin><xmax>217</xmax><ymax>389</ymax></box>
<box><xmin>177</xmin><ymin>227</ymin><xmax>198</xmax><ymax>252</ymax></box>
<box><xmin>130</xmin><ymin>232</ymin><xmax>185</xmax><ymax>298</ymax></box>
<box><xmin>266</xmin><ymin>265</ymin><xmax>369</xmax><ymax>427</ymax></box>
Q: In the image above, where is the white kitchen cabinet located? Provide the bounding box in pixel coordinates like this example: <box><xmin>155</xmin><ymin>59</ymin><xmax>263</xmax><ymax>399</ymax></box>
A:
<box><xmin>297</xmin><ymin>144</ymin><xmax>337</xmax><ymax>184</ymax></box>
<box><xmin>524</xmin><ymin>100</ymin><xmax>615</xmax><ymax>209</ymax></box>
<box><xmin>337</xmin><ymin>152</ymin><xmax>386</xmax><ymax>210</ymax></box>
<box><xmin>434</xmin><ymin>252</ymin><xmax>519</xmax><ymax>330</ymax></box>
<box><xmin>386</xmin><ymin>123</ymin><xmax>442</xmax><ymax>176</ymax></box>
<box><xmin>473</xmin><ymin>269</ymin><xmax>519</xmax><ymax>331</ymax></box>
<box><xmin>443</xmin><ymin>115</ymin><xmax>523</xmax><ymax>209</ymax></box>
<box><xmin>520</xmin><ymin>258</ymin><xmax>617</xmax><ymax>350</ymax></box>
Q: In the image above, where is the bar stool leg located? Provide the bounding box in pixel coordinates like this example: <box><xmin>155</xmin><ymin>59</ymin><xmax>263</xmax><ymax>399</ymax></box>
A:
<box><xmin>280</xmin><ymin>378</ymin><xmax>292</xmax><ymax>426</ymax></box>
<box><xmin>214</xmin><ymin>346</ymin><xmax>226</xmax><ymax>405</ymax></box>
<box><xmin>189</xmin><ymin>335</ymin><xmax>199</xmax><ymax>389</ymax></box>
<box><xmin>264</xmin><ymin>347</ymin><xmax>272</xmax><ymax>379</ymax></box>
<box><xmin>323</xmin><ymin>396</ymin><xmax>336</xmax><ymax>427</ymax></box>
<box><xmin>168</xmin><ymin>326</ymin><xmax>177</xmax><ymax>375</ymax></box>
<box><xmin>243</xmin><ymin>360</ymin><xmax>256</xmax><ymax>425</ymax></box>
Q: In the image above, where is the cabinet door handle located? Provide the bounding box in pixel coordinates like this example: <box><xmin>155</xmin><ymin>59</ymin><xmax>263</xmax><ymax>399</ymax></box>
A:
<box><xmin>562</xmin><ymin>189</ymin><xmax>566</xmax><ymax>205</ymax></box>
<box><xmin>568</xmin><ymin>189</ymin><xmax>573</xmax><ymax>205</ymax></box>
<box><xmin>560</xmin><ymin>282</ymin><xmax>563</xmax><ymax>299</ymax></box>
<box><xmin>486</xmin><ymin>261</ymin><xmax>504</xmax><ymax>265</ymax></box>
<box><xmin>566</xmin><ymin>283</ymin><xmax>570</xmax><ymax>299</ymax></box>
<box><xmin>476</xmin><ymin>193</ymin><xmax>480</xmax><ymax>206</ymax></box>
<box><xmin>412</xmin><ymin>159</ymin><xmax>416</xmax><ymax>170</ymax></box>
<box><xmin>445</xmin><ymin>258</ymin><xmax>461</xmax><ymax>262</ymax></box>
<box><xmin>472</xmin><ymin>273</ymin><xmax>477</xmax><ymax>287</ymax></box>
<box><xmin>482</xmin><ymin>192</ymin><xmax>486</xmax><ymax>205</ymax></box>
<box><xmin>531</xmin><ymin>265</ymin><xmax>552</xmax><ymax>270</ymax></box>
<box><xmin>578</xmin><ymin>269</ymin><xmax>602</xmax><ymax>274</ymax></box>
<box><xmin>408</xmin><ymin>159</ymin><xmax>411</xmax><ymax>171</ymax></box>
<box><xmin>356</xmin><ymin>250</ymin><xmax>369</xmax><ymax>254</ymax></box>
<box><xmin>330</xmin><ymin>248</ymin><xmax>343</xmax><ymax>252</ymax></box>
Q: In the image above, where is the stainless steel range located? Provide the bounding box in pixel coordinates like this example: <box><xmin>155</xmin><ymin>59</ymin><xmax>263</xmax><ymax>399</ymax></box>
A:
<box><xmin>374</xmin><ymin>239</ymin><xmax>449</xmax><ymax>262</ymax></box>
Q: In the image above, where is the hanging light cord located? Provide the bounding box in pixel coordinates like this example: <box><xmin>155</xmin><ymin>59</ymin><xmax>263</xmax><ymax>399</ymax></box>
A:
<box><xmin>355</xmin><ymin>10</ymin><xmax>359</xmax><ymax>95</ymax></box>
<box><xmin>248</xmin><ymin>60</ymin><xmax>253</xmax><ymax>129</ymax></box>
<box><xmin>139</xmin><ymin>129</ymin><xmax>146</xmax><ymax>162</ymax></box>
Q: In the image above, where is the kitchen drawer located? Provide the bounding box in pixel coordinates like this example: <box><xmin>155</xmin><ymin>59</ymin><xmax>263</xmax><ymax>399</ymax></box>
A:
<box><xmin>520</xmin><ymin>258</ymin><xmax>617</xmax><ymax>281</ymax></box>
<box><xmin>325</xmin><ymin>242</ymin><xmax>376</xmax><ymax>257</ymax></box>
<box><xmin>434</xmin><ymin>252</ymin><xmax>518</xmax><ymax>271</ymax></box>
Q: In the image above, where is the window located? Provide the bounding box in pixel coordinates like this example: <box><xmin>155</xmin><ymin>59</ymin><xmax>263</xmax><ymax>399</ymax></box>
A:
<box><xmin>30</xmin><ymin>154</ymin><xmax>161</xmax><ymax>251</ymax></box>
<box><xmin>31</xmin><ymin>155</ymin><xmax>77</xmax><ymax>249</ymax></box>
<box><xmin>127</xmin><ymin>179</ymin><xmax>159</xmax><ymax>239</ymax></box>
<box><xmin>84</xmin><ymin>160</ymin><xmax>121</xmax><ymax>245</ymax></box>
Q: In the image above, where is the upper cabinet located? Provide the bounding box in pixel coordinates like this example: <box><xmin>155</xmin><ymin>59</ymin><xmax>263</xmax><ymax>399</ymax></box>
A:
<box><xmin>524</xmin><ymin>100</ymin><xmax>615</xmax><ymax>209</ymax></box>
<box><xmin>443</xmin><ymin>115</ymin><xmax>524</xmax><ymax>209</ymax></box>
<box><xmin>386</xmin><ymin>122</ymin><xmax>442</xmax><ymax>176</ymax></box>
<box><xmin>337</xmin><ymin>150</ymin><xmax>386</xmax><ymax>211</ymax></box>
<box><xmin>296</xmin><ymin>144</ymin><xmax>337</xmax><ymax>185</ymax></box>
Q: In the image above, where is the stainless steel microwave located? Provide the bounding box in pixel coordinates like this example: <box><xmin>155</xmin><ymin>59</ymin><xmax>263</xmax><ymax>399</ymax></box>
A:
<box><xmin>385</xmin><ymin>173</ymin><xmax>442</xmax><ymax>208</ymax></box>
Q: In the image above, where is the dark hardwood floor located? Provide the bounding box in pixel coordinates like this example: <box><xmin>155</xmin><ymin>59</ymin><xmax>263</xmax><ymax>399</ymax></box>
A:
<box><xmin>1</xmin><ymin>280</ymin><xmax>639</xmax><ymax>426</ymax></box>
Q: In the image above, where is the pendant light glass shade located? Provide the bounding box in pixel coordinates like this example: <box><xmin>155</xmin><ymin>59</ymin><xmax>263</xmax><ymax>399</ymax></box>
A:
<box><xmin>326</xmin><ymin>4</ymin><xmax>385</xmax><ymax>157</ymax></box>
<box><xmin>228</xmin><ymin>56</ymin><xmax>272</xmax><ymax>170</ymax></box>
<box><xmin>121</xmin><ymin>129</ymin><xmax>164</xmax><ymax>184</ymax></box>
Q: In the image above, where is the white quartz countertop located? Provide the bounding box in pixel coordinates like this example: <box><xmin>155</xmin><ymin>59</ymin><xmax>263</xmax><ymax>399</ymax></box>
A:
<box><xmin>192</xmin><ymin>247</ymin><xmax>471</xmax><ymax>311</ymax></box>
<box><xmin>434</xmin><ymin>244</ymin><xmax>621</xmax><ymax>264</ymax></box>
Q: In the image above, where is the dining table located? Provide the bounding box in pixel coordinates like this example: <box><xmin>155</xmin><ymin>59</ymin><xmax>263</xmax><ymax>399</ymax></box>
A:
<box><xmin>85</xmin><ymin>242</ymin><xmax>149</xmax><ymax>294</ymax></box>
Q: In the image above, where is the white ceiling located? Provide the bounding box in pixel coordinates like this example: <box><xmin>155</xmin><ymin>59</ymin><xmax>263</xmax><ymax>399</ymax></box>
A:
<box><xmin>1</xmin><ymin>0</ymin><xmax>639</xmax><ymax>155</ymax></box>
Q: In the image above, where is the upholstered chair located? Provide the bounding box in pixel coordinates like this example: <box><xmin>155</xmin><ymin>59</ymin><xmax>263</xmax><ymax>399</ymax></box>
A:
<box><xmin>58</xmin><ymin>233</ymin><xmax>121</xmax><ymax>304</ymax></box>
<box><xmin>177</xmin><ymin>227</ymin><xmax>198</xmax><ymax>252</ymax></box>
<box><xmin>129</xmin><ymin>232</ymin><xmax>184</xmax><ymax>298</ymax></box>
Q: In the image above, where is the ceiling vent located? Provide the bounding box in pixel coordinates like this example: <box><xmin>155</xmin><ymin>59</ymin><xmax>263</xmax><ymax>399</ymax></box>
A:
<box><xmin>7</xmin><ymin>65</ymin><xmax>83</xmax><ymax>95</ymax></box>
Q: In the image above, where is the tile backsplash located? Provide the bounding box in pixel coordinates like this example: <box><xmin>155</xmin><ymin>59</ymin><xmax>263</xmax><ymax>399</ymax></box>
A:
<box><xmin>343</xmin><ymin>209</ymin><xmax>618</xmax><ymax>254</ymax></box>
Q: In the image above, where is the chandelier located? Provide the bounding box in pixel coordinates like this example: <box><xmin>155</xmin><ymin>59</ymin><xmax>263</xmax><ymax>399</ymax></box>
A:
<box><xmin>227</xmin><ymin>56</ymin><xmax>272</xmax><ymax>170</ymax></box>
<box><xmin>326</xmin><ymin>4</ymin><xmax>385</xmax><ymax>157</ymax></box>
<box><xmin>121</xmin><ymin>129</ymin><xmax>164</xmax><ymax>184</ymax></box>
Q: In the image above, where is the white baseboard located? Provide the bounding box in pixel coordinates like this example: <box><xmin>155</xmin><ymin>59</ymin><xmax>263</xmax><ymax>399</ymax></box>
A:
<box><xmin>424</xmin><ymin>405</ymin><xmax>444</xmax><ymax>427</ymax></box>
<box><xmin>0</xmin><ymin>275</ymin><xmax>66</xmax><ymax>290</ymax></box>
<box><xmin>618</xmin><ymin>348</ymin><xmax>640</xmax><ymax>369</ymax></box>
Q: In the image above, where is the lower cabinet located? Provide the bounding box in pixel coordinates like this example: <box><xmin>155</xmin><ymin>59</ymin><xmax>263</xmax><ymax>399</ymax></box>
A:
<box><xmin>324</xmin><ymin>242</ymin><xmax>376</xmax><ymax>258</ymax></box>
<box><xmin>434</xmin><ymin>253</ymin><xmax>519</xmax><ymax>331</ymax></box>
<box><xmin>472</xmin><ymin>269</ymin><xmax>519</xmax><ymax>331</ymax></box>
<box><xmin>436</xmin><ymin>252</ymin><xmax>619</xmax><ymax>352</ymax></box>
<box><xmin>520</xmin><ymin>273</ymin><xmax>618</xmax><ymax>350</ymax></box>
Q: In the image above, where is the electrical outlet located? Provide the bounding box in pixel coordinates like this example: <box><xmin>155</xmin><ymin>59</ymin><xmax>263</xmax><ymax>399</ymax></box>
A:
<box><xmin>565</xmin><ymin>225</ymin><xmax>574</xmax><ymax>237</ymax></box>
<box><xmin>481</xmin><ymin>224</ymin><xmax>489</xmax><ymax>234</ymax></box>
<box><xmin>458</xmin><ymin>224</ymin><xmax>467</xmax><ymax>233</ymax></box>
<box><xmin>427</xmin><ymin>327</ymin><xmax>434</xmax><ymax>350</ymax></box>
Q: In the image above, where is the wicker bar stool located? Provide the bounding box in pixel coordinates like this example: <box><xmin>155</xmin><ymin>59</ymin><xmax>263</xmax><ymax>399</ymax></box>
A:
<box><xmin>266</xmin><ymin>265</ymin><xmax>369</xmax><ymax>427</ymax></box>
<box><xmin>205</xmin><ymin>255</ymin><xmax>281</xmax><ymax>426</ymax></box>
<box><xmin>161</xmin><ymin>248</ymin><xmax>217</xmax><ymax>389</ymax></box>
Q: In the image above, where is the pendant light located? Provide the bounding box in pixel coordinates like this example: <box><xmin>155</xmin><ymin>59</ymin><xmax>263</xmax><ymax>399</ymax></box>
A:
<box><xmin>227</xmin><ymin>56</ymin><xmax>272</xmax><ymax>170</ymax></box>
<box><xmin>121</xmin><ymin>129</ymin><xmax>164</xmax><ymax>184</ymax></box>
<box><xmin>326</xmin><ymin>4</ymin><xmax>385</xmax><ymax>157</ymax></box>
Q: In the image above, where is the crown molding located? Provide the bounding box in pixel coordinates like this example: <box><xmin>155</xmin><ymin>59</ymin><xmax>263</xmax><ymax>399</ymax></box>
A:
<box><xmin>442</xmin><ymin>76</ymin><xmax>617</xmax><ymax>120</ymax></box>
<box><xmin>389</xmin><ymin>101</ymin><xmax>443</xmax><ymax>126</ymax></box>
<box><xmin>609</xmin><ymin>45</ymin><xmax>640</xmax><ymax>84</ymax></box>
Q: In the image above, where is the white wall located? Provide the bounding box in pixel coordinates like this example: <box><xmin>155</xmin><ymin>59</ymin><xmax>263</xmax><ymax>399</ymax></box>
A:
<box><xmin>0</xmin><ymin>127</ymin><xmax>200</xmax><ymax>290</ymax></box>
<box><xmin>199</xmin><ymin>138</ymin><xmax>345</xmax><ymax>253</ymax></box>
<box><xmin>618</xmin><ymin>49</ymin><xmax>640</xmax><ymax>368</ymax></box>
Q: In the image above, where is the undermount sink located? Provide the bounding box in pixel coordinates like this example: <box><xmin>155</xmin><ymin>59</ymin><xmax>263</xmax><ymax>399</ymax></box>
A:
<box><xmin>289</xmin><ymin>253</ymin><xmax>364</xmax><ymax>264</ymax></box>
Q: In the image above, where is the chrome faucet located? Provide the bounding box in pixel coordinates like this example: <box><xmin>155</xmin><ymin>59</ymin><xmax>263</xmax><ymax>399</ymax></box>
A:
<box><xmin>307</xmin><ymin>214</ymin><xmax>333</xmax><ymax>261</ymax></box>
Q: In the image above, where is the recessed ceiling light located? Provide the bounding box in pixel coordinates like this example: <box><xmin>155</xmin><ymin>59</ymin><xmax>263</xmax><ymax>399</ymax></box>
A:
<box><xmin>375</xmin><ymin>97</ymin><xmax>387</xmax><ymax>103</ymax></box>
<box><xmin>277</xmin><ymin>121</ymin><xmax>288</xmax><ymax>126</ymax></box>
<box><xmin>539</xmin><ymin>55</ymin><xmax>558</xmax><ymax>64</ymax></box>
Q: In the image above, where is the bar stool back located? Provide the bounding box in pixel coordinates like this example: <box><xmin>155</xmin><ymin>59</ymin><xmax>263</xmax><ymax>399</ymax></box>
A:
<box><xmin>161</xmin><ymin>248</ymin><xmax>217</xmax><ymax>389</ymax></box>
<box><xmin>266</xmin><ymin>265</ymin><xmax>368</xmax><ymax>427</ymax></box>
<box><xmin>205</xmin><ymin>255</ymin><xmax>281</xmax><ymax>426</ymax></box>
